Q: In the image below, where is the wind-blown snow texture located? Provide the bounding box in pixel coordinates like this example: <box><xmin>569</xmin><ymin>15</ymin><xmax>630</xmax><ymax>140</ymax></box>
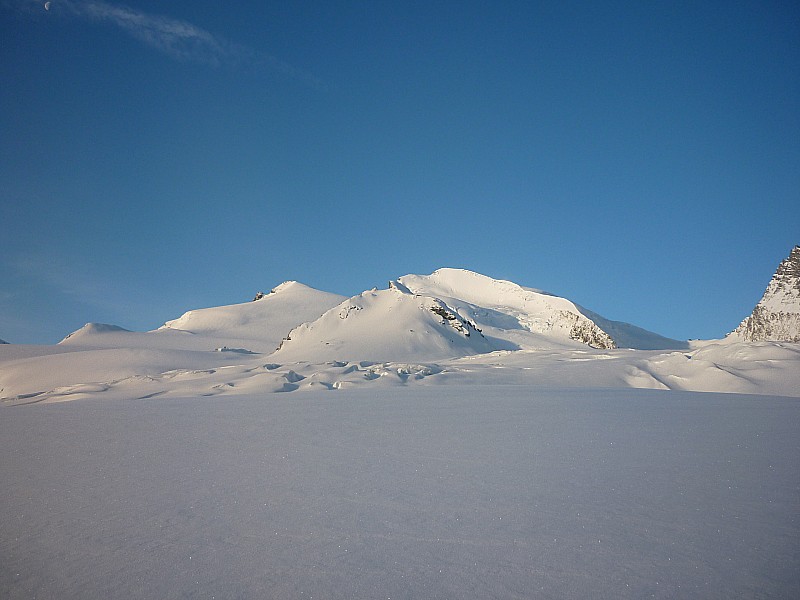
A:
<box><xmin>731</xmin><ymin>246</ymin><xmax>800</xmax><ymax>342</ymax></box>
<box><xmin>2</xmin><ymin>388</ymin><xmax>799</xmax><ymax>599</ymax></box>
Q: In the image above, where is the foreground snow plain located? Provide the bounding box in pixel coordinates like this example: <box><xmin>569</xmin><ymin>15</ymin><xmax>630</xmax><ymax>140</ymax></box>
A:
<box><xmin>2</xmin><ymin>269</ymin><xmax>799</xmax><ymax>598</ymax></box>
<box><xmin>3</xmin><ymin>387</ymin><xmax>799</xmax><ymax>599</ymax></box>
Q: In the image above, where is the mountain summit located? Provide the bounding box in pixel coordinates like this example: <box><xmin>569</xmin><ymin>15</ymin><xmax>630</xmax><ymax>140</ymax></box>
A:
<box><xmin>272</xmin><ymin>281</ymin><xmax>495</xmax><ymax>362</ymax></box>
<box><xmin>730</xmin><ymin>246</ymin><xmax>800</xmax><ymax>342</ymax></box>
<box><xmin>398</xmin><ymin>268</ymin><xmax>685</xmax><ymax>350</ymax></box>
<box><xmin>272</xmin><ymin>268</ymin><xmax>686</xmax><ymax>363</ymax></box>
<box><xmin>159</xmin><ymin>281</ymin><xmax>345</xmax><ymax>351</ymax></box>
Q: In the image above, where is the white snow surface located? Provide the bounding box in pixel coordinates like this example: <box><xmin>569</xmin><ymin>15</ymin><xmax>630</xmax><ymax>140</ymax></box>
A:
<box><xmin>2</xmin><ymin>269</ymin><xmax>800</xmax><ymax>598</ymax></box>
<box><xmin>1</xmin><ymin>269</ymin><xmax>799</xmax><ymax>402</ymax></box>
<box><xmin>158</xmin><ymin>280</ymin><xmax>346</xmax><ymax>352</ymax></box>
<box><xmin>272</xmin><ymin>283</ymin><xmax>495</xmax><ymax>363</ymax></box>
<box><xmin>56</xmin><ymin>281</ymin><xmax>345</xmax><ymax>354</ymax></box>
<box><xmin>2</xmin><ymin>388</ymin><xmax>799</xmax><ymax>599</ymax></box>
<box><xmin>399</xmin><ymin>268</ymin><xmax>686</xmax><ymax>350</ymax></box>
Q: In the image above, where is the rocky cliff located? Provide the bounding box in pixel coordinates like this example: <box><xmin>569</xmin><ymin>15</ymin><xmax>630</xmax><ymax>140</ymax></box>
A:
<box><xmin>730</xmin><ymin>246</ymin><xmax>800</xmax><ymax>342</ymax></box>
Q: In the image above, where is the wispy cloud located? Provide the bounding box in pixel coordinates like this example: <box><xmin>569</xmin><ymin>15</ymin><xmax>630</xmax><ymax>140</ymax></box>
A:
<box><xmin>65</xmin><ymin>0</ymin><xmax>232</xmax><ymax>65</ymax></box>
<box><xmin>10</xmin><ymin>0</ymin><xmax>326</xmax><ymax>88</ymax></box>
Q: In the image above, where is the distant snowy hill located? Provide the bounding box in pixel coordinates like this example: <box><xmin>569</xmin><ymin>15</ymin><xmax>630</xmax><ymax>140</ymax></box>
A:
<box><xmin>729</xmin><ymin>246</ymin><xmax>800</xmax><ymax>342</ymax></box>
<box><xmin>0</xmin><ymin>338</ymin><xmax>8</xmax><ymax>344</ymax></box>
<box><xmin>399</xmin><ymin>268</ymin><xmax>685</xmax><ymax>350</ymax></box>
<box><xmin>272</xmin><ymin>281</ymin><xmax>495</xmax><ymax>362</ymax></box>
<box><xmin>60</xmin><ymin>323</ymin><xmax>131</xmax><ymax>343</ymax></box>
<box><xmin>57</xmin><ymin>281</ymin><xmax>346</xmax><ymax>354</ymax></box>
<box><xmin>160</xmin><ymin>281</ymin><xmax>346</xmax><ymax>350</ymax></box>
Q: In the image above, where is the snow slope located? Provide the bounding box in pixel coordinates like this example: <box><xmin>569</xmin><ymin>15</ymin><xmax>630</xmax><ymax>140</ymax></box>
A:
<box><xmin>159</xmin><ymin>280</ymin><xmax>345</xmax><ymax>350</ymax></box>
<box><xmin>3</xmin><ymin>264</ymin><xmax>799</xmax><ymax>599</ymax></box>
<box><xmin>2</xmin><ymin>267</ymin><xmax>800</xmax><ymax>402</ymax></box>
<box><xmin>272</xmin><ymin>281</ymin><xmax>495</xmax><ymax>363</ymax></box>
<box><xmin>57</xmin><ymin>281</ymin><xmax>345</xmax><ymax>354</ymax></box>
<box><xmin>730</xmin><ymin>245</ymin><xmax>800</xmax><ymax>342</ymax></box>
<box><xmin>2</xmin><ymin>387</ymin><xmax>798</xmax><ymax>599</ymax></box>
<box><xmin>399</xmin><ymin>268</ymin><xmax>685</xmax><ymax>350</ymax></box>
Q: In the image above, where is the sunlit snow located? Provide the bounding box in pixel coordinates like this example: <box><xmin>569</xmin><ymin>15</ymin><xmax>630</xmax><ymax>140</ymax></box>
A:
<box><xmin>1</xmin><ymin>266</ymin><xmax>799</xmax><ymax>599</ymax></box>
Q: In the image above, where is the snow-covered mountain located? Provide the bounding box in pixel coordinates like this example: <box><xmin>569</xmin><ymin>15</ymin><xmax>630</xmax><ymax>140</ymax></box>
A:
<box><xmin>57</xmin><ymin>281</ymin><xmax>346</xmax><ymax>354</ymax></box>
<box><xmin>272</xmin><ymin>268</ymin><xmax>686</xmax><ymax>363</ymax></box>
<box><xmin>398</xmin><ymin>268</ymin><xmax>686</xmax><ymax>350</ymax></box>
<box><xmin>272</xmin><ymin>280</ymin><xmax>495</xmax><ymax>362</ymax></box>
<box><xmin>159</xmin><ymin>281</ymin><xmax>346</xmax><ymax>350</ymax></box>
<box><xmin>3</xmin><ymin>263</ymin><xmax>799</xmax><ymax>404</ymax></box>
<box><xmin>53</xmin><ymin>269</ymin><xmax>685</xmax><ymax>359</ymax></box>
<box><xmin>0</xmin><ymin>338</ymin><xmax>8</xmax><ymax>344</ymax></box>
<box><xmin>60</xmin><ymin>323</ymin><xmax>132</xmax><ymax>343</ymax></box>
<box><xmin>729</xmin><ymin>246</ymin><xmax>800</xmax><ymax>342</ymax></box>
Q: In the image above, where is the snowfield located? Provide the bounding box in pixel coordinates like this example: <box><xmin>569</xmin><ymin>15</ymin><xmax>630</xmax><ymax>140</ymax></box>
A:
<box><xmin>1</xmin><ymin>338</ymin><xmax>799</xmax><ymax>404</ymax></box>
<box><xmin>2</xmin><ymin>387</ymin><xmax>798</xmax><ymax>599</ymax></box>
<box><xmin>1</xmin><ymin>267</ymin><xmax>799</xmax><ymax>403</ymax></box>
<box><xmin>2</xmin><ymin>265</ymin><xmax>799</xmax><ymax>598</ymax></box>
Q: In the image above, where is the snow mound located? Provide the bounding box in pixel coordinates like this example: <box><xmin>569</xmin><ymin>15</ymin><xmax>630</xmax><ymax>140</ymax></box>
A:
<box><xmin>272</xmin><ymin>282</ymin><xmax>495</xmax><ymax>363</ymax></box>
<box><xmin>0</xmin><ymin>347</ymin><xmax>237</xmax><ymax>403</ymax></box>
<box><xmin>157</xmin><ymin>281</ymin><xmax>346</xmax><ymax>351</ymax></box>
<box><xmin>54</xmin><ymin>282</ymin><xmax>345</xmax><ymax>354</ymax></box>
<box><xmin>730</xmin><ymin>245</ymin><xmax>800</xmax><ymax>342</ymax></box>
<box><xmin>59</xmin><ymin>323</ymin><xmax>131</xmax><ymax>343</ymax></box>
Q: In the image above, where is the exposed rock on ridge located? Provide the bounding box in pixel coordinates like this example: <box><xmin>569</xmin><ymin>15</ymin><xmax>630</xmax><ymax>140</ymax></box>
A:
<box><xmin>562</xmin><ymin>311</ymin><xmax>616</xmax><ymax>349</ymax></box>
<box><xmin>273</xmin><ymin>281</ymin><xmax>495</xmax><ymax>362</ymax></box>
<box><xmin>730</xmin><ymin>246</ymin><xmax>800</xmax><ymax>342</ymax></box>
<box><xmin>399</xmin><ymin>269</ymin><xmax>620</xmax><ymax>349</ymax></box>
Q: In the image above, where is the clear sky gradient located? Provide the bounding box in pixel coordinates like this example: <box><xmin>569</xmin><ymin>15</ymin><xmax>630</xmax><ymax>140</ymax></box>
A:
<box><xmin>2</xmin><ymin>0</ymin><xmax>798</xmax><ymax>344</ymax></box>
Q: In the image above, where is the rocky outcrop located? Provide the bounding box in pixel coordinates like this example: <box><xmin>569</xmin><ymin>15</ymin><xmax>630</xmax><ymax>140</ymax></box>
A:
<box><xmin>429</xmin><ymin>302</ymin><xmax>483</xmax><ymax>339</ymax></box>
<box><xmin>730</xmin><ymin>246</ymin><xmax>800</xmax><ymax>342</ymax></box>
<box><xmin>561</xmin><ymin>311</ymin><xmax>617</xmax><ymax>349</ymax></box>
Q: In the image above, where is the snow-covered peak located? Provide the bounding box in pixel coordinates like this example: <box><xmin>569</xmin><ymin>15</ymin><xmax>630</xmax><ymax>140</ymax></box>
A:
<box><xmin>758</xmin><ymin>246</ymin><xmax>800</xmax><ymax>313</ymax></box>
<box><xmin>399</xmin><ymin>268</ymin><xmax>686</xmax><ymax>350</ymax></box>
<box><xmin>272</xmin><ymin>284</ymin><xmax>494</xmax><ymax>363</ymax></box>
<box><xmin>60</xmin><ymin>323</ymin><xmax>131</xmax><ymax>344</ymax></box>
<box><xmin>730</xmin><ymin>246</ymin><xmax>800</xmax><ymax>342</ymax></box>
<box><xmin>254</xmin><ymin>281</ymin><xmax>315</xmax><ymax>301</ymax></box>
<box><xmin>401</xmin><ymin>268</ymin><xmax>551</xmax><ymax>306</ymax></box>
<box><xmin>399</xmin><ymin>268</ymin><xmax>617</xmax><ymax>349</ymax></box>
<box><xmin>159</xmin><ymin>282</ymin><xmax>346</xmax><ymax>351</ymax></box>
<box><xmin>269</xmin><ymin>280</ymin><xmax>305</xmax><ymax>295</ymax></box>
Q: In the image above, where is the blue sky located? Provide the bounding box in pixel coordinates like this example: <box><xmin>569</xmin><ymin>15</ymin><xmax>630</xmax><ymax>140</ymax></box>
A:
<box><xmin>2</xmin><ymin>0</ymin><xmax>798</xmax><ymax>344</ymax></box>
